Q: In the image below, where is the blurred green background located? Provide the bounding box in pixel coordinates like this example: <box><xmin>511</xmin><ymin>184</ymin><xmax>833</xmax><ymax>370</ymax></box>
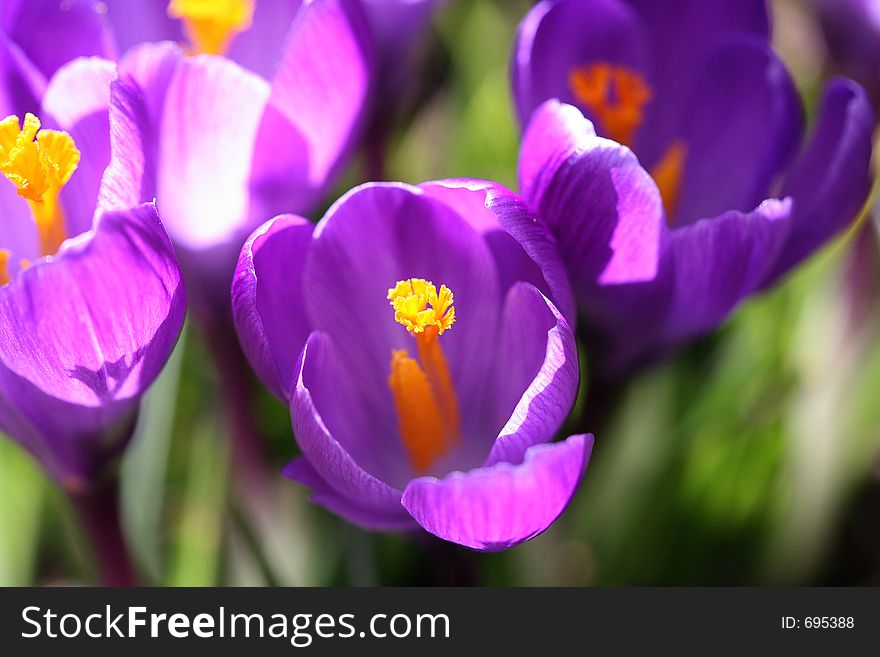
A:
<box><xmin>2</xmin><ymin>0</ymin><xmax>879</xmax><ymax>586</ymax></box>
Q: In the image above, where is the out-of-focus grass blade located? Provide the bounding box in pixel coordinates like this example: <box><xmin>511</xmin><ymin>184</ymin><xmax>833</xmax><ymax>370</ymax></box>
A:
<box><xmin>165</xmin><ymin>409</ymin><xmax>228</xmax><ymax>586</ymax></box>
<box><xmin>120</xmin><ymin>325</ymin><xmax>188</xmax><ymax>582</ymax></box>
<box><xmin>0</xmin><ymin>436</ymin><xmax>46</xmax><ymax>585</ymax></box>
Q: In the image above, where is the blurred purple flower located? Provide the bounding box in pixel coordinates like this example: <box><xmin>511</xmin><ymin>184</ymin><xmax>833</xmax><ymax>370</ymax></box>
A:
<box><xmin>102</xmin><ymin>0</ymin><xmax>302</xmax><ymax>80</ymax></box>
<box><xmin>513</xmin><ymin>0</ymin><xmax>875</xmax><ymax>373</ymax></box>
<box><xmin>72</xmin><ymin>0</ymin><xmax>373</xmax><ymax>314</ymax></box>
<box><xmin>102</xmin><ymin>0</ymin><xmax>441</xmax><ymax>95</ymax></box>
<box><xmin>360</xmin><ymin>0</ymin><xmax>445</xmax><ymax>95</ymax></box>
<box><xmin>813</xmin><ymin>0</ymin><xmax>880</xmax><ymax>111</ymax></box>
<box><xmin>232</xmin><ymin>180</ymin><xmax>590</xmax><ymax>550</ymax></box>
<box><xmin>0</xmin><ymin>76</ymin><xmax>186</xmax><ymax>490</ymax></box>
<box><xmin>0</xmin><ymin>0</ymin><xmax>116</xmax><ymax>116</ymax></box>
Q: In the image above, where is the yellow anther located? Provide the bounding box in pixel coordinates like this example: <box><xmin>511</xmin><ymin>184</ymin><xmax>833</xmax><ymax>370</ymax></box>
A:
<box><xmin>0</xmin><ymin>113</ymin><xmax>79</xmax><ymax>257</ymax></box>
<box><xmin>387</xmin><ymin>278</ymin><xmax>461</xmax><ymax>471</ymax></box>
<box><xmin>167</xmin><ymin>0</ymin><xmax>255</xmax><ymax>55</ymax></box>
<box><xmin>569</xmin><ymin>62</ymin><xmax>652</xmax><ymax>148</ymax></box>
<box><xmin>388</xmin><ymin>278</ymin><xmax>455</xmax><ymax>335</ymax></box>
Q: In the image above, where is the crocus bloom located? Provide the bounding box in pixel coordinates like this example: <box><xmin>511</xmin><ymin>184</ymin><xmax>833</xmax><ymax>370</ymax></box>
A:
<box><xmin>0</xmin><ymin>0</ymin><xmax>116</xmax><ymax>116</ymax></box>
<box><xmin>232</xmin><ymin>180</ymin><xmax>592</xmax><ymax>550</ymax></box>
<box><xmin>62</xmin><ymin>0</ymin><xmax>371</xmax><ymax>314</ymax></box>
<box><xmin>513</xmin><ymin>0</ymin><xmax>875</xmax><ymax>373</ymax></box>
<box><xmin>812</xmin><ymin>0</ymin><xmax>880</xmax><ymax>112</ymax></box>
<box><xmin>0</xmin><ymin>100</ymin><xmax>185</xmax><ymax>490</ymax></box>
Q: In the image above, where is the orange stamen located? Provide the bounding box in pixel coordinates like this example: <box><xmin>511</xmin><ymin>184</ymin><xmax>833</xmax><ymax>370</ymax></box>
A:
<box><xmin>569</xmin><ymin>62</ymin><xmax>652</xmax><ymax>148</ymax></box>
<box><xmin>650</xmin><ymin>140</ymin><xmax>688</xmax><ymax>221</ymax></box>
<box><xmin>0</xmin><ymin>250</ymin><xmax>10</xmax><ymax>286</ymax></box>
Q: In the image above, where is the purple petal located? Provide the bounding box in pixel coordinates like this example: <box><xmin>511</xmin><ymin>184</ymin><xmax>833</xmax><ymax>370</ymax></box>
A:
<box><xmin>402</xmin><ymin>434</ymin><xmax>593</xmax><ymax>551</ymax></box>
<box><xmin>283</xmin><ymin>458</ymin><xmax>415</xmax><ymax>530</ymax></box>
<box><xmin>814</xmin><ymin>0</ymin><xmax>880</xmax><ymax>109</ymax></box>
<box><xmin>486</xmin><ymin>283</ymin><xmax>578</xmax><ymax>466</ymax></box>
<box><xmin>360</xmin><ymin>0</ymin><xmax>443</xmax><ymax>103</ymax></box>
<box><xmin>103</xmin><ymin>0</ymin><xmax>302</xmax><ymax>79</ymax></box>
<box><xmin>512</xmin><ymin>0</ymin><xmax>649</xmax><ymax>127</ymax></box>
<box><xmin>519</xmin><ymin>100</ymin><xmax>666</xmax><ymax>311</ymax></box>
<box><xmin>661</xmin><ymin>199</ymin><xmax>792</xmax><ymax>342</ymax></box>
<box><xmin>98</xmin><ymin>77</ymin><xmax>156</xmax><ymax>213</ymax></box>
<box><xmin>232</xmin><ymin>214</ymin><xmax>314</xmax><ymax>401</ymax></box>
<box><xmin>118</xmin><ymin>42</ymin><xmax>184</xmax><ymax>131</ymax></box>
<box><xmin>0</xmin><ymin>202</ymin><xmax>185</xmax><ymax>485</ymax></box>
<box><xmin>0</xmin><ymin>33</ymin><xmax>44</xmax><ymax>117</ymax></box>
<box><xmin>1</xmin><ymin>0</ymin><xmax>116</xmax><ymax>80</ymax></box>
<box><xmin>291</xmin><ymin>331</ymin><xmax>409</xmax><ymax>507</ymax></box>
<box><xmin>420</xmin><ymin>178</ymin><xmax>576</xmax><ymax>325</ymax></box>
<box><xmin>519</xmin><ymin>101</ymin><xmax>672</xmax><ymax>375</ymax></box>
<box><xmin>768</xmin><ymin>79</ymin><xmax>875</xmax><ymax>281</ymax></box>
<box><xmin>303</xmin><ymin>183</ymin><xmax>500</xmax><ymax>443</ymax></box>
<box><xmin>0</xmin><ymin>174</ymin><xmax>39</xmax><ymax>269</ymax></box>
<box><xmin>624</xmin><ymin>0</ymin><xmax>770</xmax><ymax>163</ymax></box>
<box><xmin>227</xmin><ymin>0</ymin><xmax>304</xmax><ymax>79</ymax></box>
<box><xmin>157</xmin><ymin>54</ymin><xmax>269</xmax><ymax>250</ymax></box>
<box><xmin>672</xmin><ymin>37</ymin><xmax>803</xmax><ymax>227</ymax></box>
<box><xmin>99</xmin><ymin>43</ymin><xmax>184</xmax><ymax>211</ymax></box>
<box><xmin>100</xmin><ymin>0</ymin><xmax>182</xmax><ymax>56</ymax></box>
<box><xmin>43</xmin><ymin>57</ymin><xmax>117</xmax><ymax>238</ymax></box>
<box><xmin>250</xmin><ymin>0</ymin><xmax>372</xmax><ymax>217</ymax></box>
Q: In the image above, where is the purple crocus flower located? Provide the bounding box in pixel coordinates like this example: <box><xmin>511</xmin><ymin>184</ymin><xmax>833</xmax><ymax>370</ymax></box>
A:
<box><xmin>512</xmin><ymin>0</ymin><xmax>875</xmax><ymax>374</ymax></box>
<box><xmin>0</xmin><ymin>0</ymin><xmax>116</xmax><ymax>117</ymax></box>
<box><xmin>56</xmin><ymin>0</ymin><xmax>372</xmax><ymax>315</ymax></box>
<box><xmin>0</xmin><ymin>74</ymin><xmax>185</xmax><ymax>491</ymax></box>
<box><xmin>232</xmin><ymin>180</ymin><xmax>592</xmax><ymax>550</ymax></box>
<box><xmin>101</xmin><ymin>0</ymin><xmax>443</xmax><ymax>181</ymax></box>
<box><xmin>813</xmin><ymin>0</ymin><xmax>880</xmax><ymax>112</ymax></box>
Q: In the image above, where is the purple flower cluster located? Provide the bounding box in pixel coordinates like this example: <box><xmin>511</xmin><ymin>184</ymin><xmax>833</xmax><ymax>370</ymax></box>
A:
<box><xmin>0</xmin><ymin>0</ymin><xmax>874</xmax><ymax>557</ymax></box>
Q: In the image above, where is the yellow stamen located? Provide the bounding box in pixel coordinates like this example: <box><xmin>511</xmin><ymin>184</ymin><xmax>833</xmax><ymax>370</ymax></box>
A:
<box><xmin>0</xmin><ymin>113</ymin><xmax>79</xmax><ymax>257</ymax></box>
<box><xmin>650</xmin><ymin>140</ymin><xmax>688</xmax><ymax>221</ymax></box>
<box><xmin>569</xmin><ymin>62</ymin><xmax>652</xmax><ymax>148</ymax></box>
<box><xmin>387</xmin><ymin>278</ymin><xmax>461</xmax><ymax>471</ymax></box>
<box><xmin>0</xmin><ymin>250</ymin><xmax>9</xmax><ymax>286</ymax></box>
<box><xmin>167</xmin><ymin>0</ymin><xmax>255</xmax><ymax>56</ymax></box>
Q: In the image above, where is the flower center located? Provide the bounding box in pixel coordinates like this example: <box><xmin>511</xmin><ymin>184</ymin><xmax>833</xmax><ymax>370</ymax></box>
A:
<box><xmin>0</xmin><ymin>113</ymin><xmax>80</xmax><ymax>285</ymax></box>
<box><xmin>569</xmin><ymin>62</ymin><xmax>687</xmax><ymax>218</ymax></box>
<box><xmin>167</xmin><ymin>0</ymin><xmax>256</xmax><ymax>56</ymax></box>
<box><xmin>387</xmin><ymin>278</ymin><xmax>461</xmax><ymax>472</ymax></box>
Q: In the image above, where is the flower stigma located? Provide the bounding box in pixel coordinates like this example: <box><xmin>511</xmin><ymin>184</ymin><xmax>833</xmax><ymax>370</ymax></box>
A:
<box><xmin>167</xmin><ymin>0</ymin><xmax>256</xmax><ymax>55</ymax></box>
<box><xmin>0</xmin><ymin>250</ymin><xmax>9</xmax><ymax>286</ymax></box>
<box><xmin>0</xmin><ymin>113</ymin><xmax>80</xmax><ymax>277</ymax></box>
<box><xmin>568</xmin><ymin>62</ymin><xmax>688</xmax><ymax>219</ymax></box>
<box><xmin>387</xmin><ymin>278</ymin><xmax>461</xmax><ymax>472</ymax></box>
